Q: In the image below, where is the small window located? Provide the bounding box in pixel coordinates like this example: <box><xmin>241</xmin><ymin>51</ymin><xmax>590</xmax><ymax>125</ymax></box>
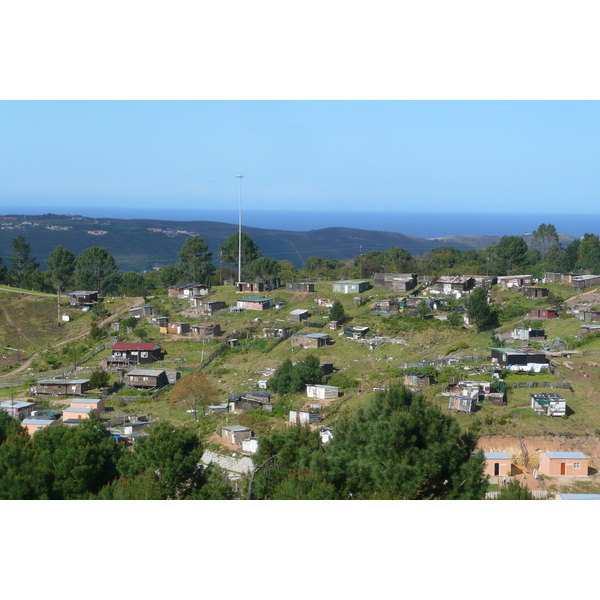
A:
<box><xmin>574</xmin><ymin>462</ymin><xmax>581</xmax><ymax>469</ymax></box>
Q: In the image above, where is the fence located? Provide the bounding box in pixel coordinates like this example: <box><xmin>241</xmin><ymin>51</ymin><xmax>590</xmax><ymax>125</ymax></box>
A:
<box><xmin>485</xmin><ymin>490</ymin><xmax>548</xmax><ymax>500</ymax></box>
<box><xmin>401</xmin><ymin>355</ymin><xmax>489</xmax><ymax>370</ymax></box>
<box><xmin>507</xmin><ymin>381</ymin><xmax>572</xmax><ymax>390</ymax></box>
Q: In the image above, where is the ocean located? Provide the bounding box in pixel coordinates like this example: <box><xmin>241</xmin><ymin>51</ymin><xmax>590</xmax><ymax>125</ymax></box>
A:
<box><xmin>2</xmin><ymin>206</ymin><xmax>599</xmax><ymax>239</ymax></box>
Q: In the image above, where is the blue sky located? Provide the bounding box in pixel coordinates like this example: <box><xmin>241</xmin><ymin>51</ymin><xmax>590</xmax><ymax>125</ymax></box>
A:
<box><xmin>1</xmin><ymin>101</ymin><xmax>599</xmax><ymax>217</ymax></box>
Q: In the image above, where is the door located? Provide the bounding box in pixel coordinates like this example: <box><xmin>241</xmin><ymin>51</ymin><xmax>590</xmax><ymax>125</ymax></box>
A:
<box><xmin>561</xmin><ymin>462</ymin><xmax>566</xmax><ymax>475</ymax></box>
<box><xmin>494</xmin><ymin>463</ymin><xmax>500</xmax><ymax>476</ymax></box>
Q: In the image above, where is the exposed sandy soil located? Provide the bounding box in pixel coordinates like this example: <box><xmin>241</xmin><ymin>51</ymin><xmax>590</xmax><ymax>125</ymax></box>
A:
<box><xmin>477</xmin><ymin>434</ymin><xmax>600</xmax><ymax>457</ymax></box>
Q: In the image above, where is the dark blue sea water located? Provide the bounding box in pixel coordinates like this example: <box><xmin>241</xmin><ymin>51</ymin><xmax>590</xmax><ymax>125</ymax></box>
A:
<box><xmin>2</xmin><ymin>206</ymin><xmax>600</xmax><ymax>239</ymax></box>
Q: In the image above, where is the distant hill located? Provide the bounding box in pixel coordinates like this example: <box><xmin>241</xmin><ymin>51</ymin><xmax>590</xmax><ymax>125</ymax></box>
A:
<box><xmin>0</xmin><ymin>213</ymin><xmax>577</xmax><ymax>272</ymax></box>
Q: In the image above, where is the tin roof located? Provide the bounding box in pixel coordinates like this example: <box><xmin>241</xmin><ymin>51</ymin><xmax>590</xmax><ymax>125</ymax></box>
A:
<box><xmin>112</xmin><ymin>343</ymin><xmax>161</xmax><ymax>351</ymax></box>
<box><xmin>22</xmin><ymin>418</ymin><xmax>55</xmax><ymax>425</ymax></box>
<box><xmin>37</xmin><ymin>379</ymin><xmax>90</xmax><ymax>385</ymax></box>
<box><xmin>298</xmin><ymin>332</ymin><xmax>330</xmax><ymax>339</ymax></box>
<box><xmin>126</xmin><ymin>369</ymin><xmax>166</xmax><ymax>377</ymax></box>
<box><xmin>221</xmin><ymin>425</ymin><xmax>251</xmax><ymax>432</ymax></box>
<box><xmin>484</xmin><ymin>452</ymin><xmax>511</xmax><ymax>460</ymax></box>
<box><xmin>557</xmin><ymin>494</ymin><xmax>600</xmax><ymax>500</ymax></box>
<box><xmin>238</xmin><ymin>296</ymin><xmax>272</xmax><ymax>302</ymax></box>
<box><xmin>543</xmin><ymin>452</ymin><xmax>588</xmax><ymax>459</ymax></box>
<box><xmin>0</xmin><ymin>400</ymin><xmax>35</xmax><ymax>409</ymax></box>
<box><xmin>69</xmin><ymin>398</ymin><xmax>102</xmax><ymax>404</ymax></box>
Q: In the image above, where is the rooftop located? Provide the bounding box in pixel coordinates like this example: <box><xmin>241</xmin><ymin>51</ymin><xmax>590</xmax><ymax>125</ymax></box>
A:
<box><xmin>126</xmin><ymin>369</ymin><xmax>167</xmax><ymax>377</ymax></box>
<box><xmin>484</xmin><ymin>452</ymin><xmax>511</xmax><ymax>460</ymax></box>
<box><xmin>543</xmin><ymin>452</ymin><xmax>588</xmax><ymax>459</ymax></box>
<box><xmin>37</xmin><ymin>378</ymin><xmax>91</xmax><ymax>385</ymax></box>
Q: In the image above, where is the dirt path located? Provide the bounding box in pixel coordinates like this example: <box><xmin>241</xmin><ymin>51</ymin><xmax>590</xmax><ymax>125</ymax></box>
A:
<box><xmin>0</xmin><ymin>297</ymin><xmax>145</xmax><ymax>379</ymax></box>
<box><xmin>0</xmin><ymin>301</ymin><xmax>35</xmax><ymax>347</ymax></box>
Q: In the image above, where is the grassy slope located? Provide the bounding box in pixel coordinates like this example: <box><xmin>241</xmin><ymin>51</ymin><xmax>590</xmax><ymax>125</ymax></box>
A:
<box><xmin>6</xmin><ymin>280</ymin><xmax>600</xmax><ymax>447</ymax></box>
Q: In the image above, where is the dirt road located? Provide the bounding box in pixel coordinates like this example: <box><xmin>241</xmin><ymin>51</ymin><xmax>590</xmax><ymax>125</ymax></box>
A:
<box><xmin>0</xmin><ymin>297</ymin><xmax>145</xmax><ymax>379</ymax></box>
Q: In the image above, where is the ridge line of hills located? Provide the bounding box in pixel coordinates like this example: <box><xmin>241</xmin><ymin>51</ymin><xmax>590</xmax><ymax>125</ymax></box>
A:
<box><xmin>0</xmin><ymin>213</ymin><xmax>578</xmax><ymax>272</ymax></box>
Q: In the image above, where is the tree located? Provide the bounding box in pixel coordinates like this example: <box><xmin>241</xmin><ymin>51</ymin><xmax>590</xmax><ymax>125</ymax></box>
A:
<box><xmin>252</xmin><ymin>386</ymin><xmax>487</xmax><ymax>500</ymax></box>
<box><xmin>290</xmin><ymin>354</ymin><xmax>322</xmax><ymax>392</ymax></box>
<box><xmin>245</xmin><ymin>256</ymin><xmax>281</xmax><ymax>283</ymax></box>
<box><xmin>558</xmin><ymin>239</ymin><xmax>580</xmax><ymax>272</ymax></box>
<box><xmin>169</xmin><ymin>370</ymin><xmax>218</xmax><ymax>420</ymax></box>
<box><xmin>268</xmin><ymin>358</ymin><xmax>295</xmax><ymax>395</ymax></box>
<box><xmin>329</xmin><ymin>299</ymin><xmax>346</xmax><ymax>324</ymax></box>
<box><xmin>448</xmin><ymin>311</ymin><xmax>464</xmax><ymax>327</ymax></box>
<box><xmin>302</xmin><ymin>256</ymin><xmax>344</xmax><ymax>278</ymax></box>
<box><xmin>466</xmin><ymin>286</ymin><xmax>492</xmax><ymax>332</ymax></box>
<box><xmin>75</xmin><ymin>247</ymin><xmax>120</xmax><ymax>295</ymax></box>
<box><xmin>532</xmin><ymin>223</ymin><xmax>560</xmax><ymax>270</ymax></box>
<box><xmin>426</xmin><ymin>247</ymin><xmax>462</xmax><ymax>273</ymax></box>
<box><xmin>417</xmin><ymin>299</ymin><xmax>430</xmax><ymax>317</ymax></box>
<box><xmin>382</xmin><ymin>247</ymin><xmax>413</xmax><ymax>272</ymax></box>
<box><xmin>177</xmin><ymin>236</ymin><xmax>214</xmax><ymax>283</ymax></box>
<box><xmin>0</xmin><ymin>433</ymin><xmax>47</xmax><ymax>500</ymax></box>
<box><xmin>489</xmin><ymin>236</ymin><xmax>529</xmax><ymax>276</ymax></box>
<box><xmin>8</xmin><ymin>235</ymin><xmax>39</xmax><ymax>287</ymax></box>
<box><xmin>89</xmin><ymin>369</ymin><xmax>110</xmax><ymax>389</ymax></box>
<box><xmin>46</xmin><ymin>245</ymin><xmax>76</xmax><ymax>292</ymax></box>
<box><xmin>0</xmin><ymin>410</ymin><xmax>23</xmax><ymax>445</ymax></box>
<box><xmin>118</xmin><ymin>271</ymin><xmax>149</xmax><ymax>296</ymax></box>
<box><xmin>269</xmin><ymin>355</ymin><xmax>323</xmax><ymax>395</ymax></box>
<box><xmin>156</xmin><ymin>264</ymin><xmax>181</xmax><ymax>288</ymax></box>
<box><xmin>218</xmin><ymin>233</ymin><xmax>262</xmax><ymax>278</ymax></box>
<box><xmin>32</xmin><ymin>419</ymin><xmax>122</xmax><ymax>499</ymax></box>
<box><xmin>118</xmin><ymin>421</ymin><xmax>207</xmax><ymax>499</ymax></box>
<box><xmin>496</xmin><ymin>479</ymin><xmax>533</xmax><ymax>500</ymax></box>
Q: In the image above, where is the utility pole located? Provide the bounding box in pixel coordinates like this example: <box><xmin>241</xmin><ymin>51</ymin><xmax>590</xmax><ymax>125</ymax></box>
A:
<box><xmin>236</xmin><ymin>175</ymin><xmax>244</xmax><ymax>285</ymax></box>
<box><xmin>57</xmin><ymin>286</ymin><xmax>61</xmax><ymax>326</ymax></box>
<box><xmin>359</xmin><ymin>245</ymin><xmax>363</xmax><ymax>279</ymax></box>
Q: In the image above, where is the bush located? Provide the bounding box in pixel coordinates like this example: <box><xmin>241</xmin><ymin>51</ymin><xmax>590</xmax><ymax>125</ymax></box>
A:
<box><xmin>90</xmin><ymin>370</ymin><xmax>110</xmax><ymax>389</ymax></box>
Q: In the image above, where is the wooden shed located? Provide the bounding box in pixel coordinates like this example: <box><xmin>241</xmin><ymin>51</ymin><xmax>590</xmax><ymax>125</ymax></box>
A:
<box><xmin>289</xmin><ymin>309</ymin><xmax>309</xmax><ymax>322</ymax></box>
<box><xmin>403</xmin><ymin>372</ymin><xmax>435</xmax><ymax>387</ymax></box>
<box><xmin>125</xmin><ymin>369</ymin><xmax>169</xmax><ymax>389</ymax></box>
<box><xmin>291</xmin><ymin>332</ymin><xmax>332</xmax><ymax>348</ymax></box>
<box><xmin>36</xmin><ymin>378</ymin><xmax>91</xmax><ymax>396</ymax></box>
<box><xmin>220</xmin><ymin>425</ymin><xmax>252</xmax><ymax>445</ymax></box>
<box><xmin>286</xmin><ymin>283</ymin><xmax>315</xmax><ymax>293</ymax></box>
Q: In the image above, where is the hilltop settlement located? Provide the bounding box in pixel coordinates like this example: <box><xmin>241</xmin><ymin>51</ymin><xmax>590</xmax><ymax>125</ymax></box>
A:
<box><xmin>2</xmin><ymin>222</ymin><xmax>600</xmax><ymax>499</ymax></box>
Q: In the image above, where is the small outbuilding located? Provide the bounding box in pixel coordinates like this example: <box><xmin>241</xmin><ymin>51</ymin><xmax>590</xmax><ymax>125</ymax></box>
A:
<box><xmin>289</xmin><ymin>309</ymin><xmax>309</xmax><ymax>322</ymax></box>
<box><xmin>220</xmin><ymin>425</ymin><xmax>252</xmax><ymax>445</ymax></box>
<box><xmin>483</xmin><ymin>452</ymin><xmax>512</xmax><ymax>477</ymax></box>
<box><xmin>539</xmin><ymin>452</ymin><xmax>589</xmax><ymax>477</ymax></box>
<box><xmin>291</xmin><ymin>332</ymin><xmax>333</xmax><ymax>348</ymax></box>
<box><xmin>36</xmin><ymin>378</ymin><xmax>91</xmax><ymax>396</ymax></box>
<box><xmin>531</xmin><ymin>393</ymin><xmax>567</xmax><ymax>417</ymax></box>
<box><xmin>332</xmin><ymin>280</ymin><xmax>371</xmax><ymax>294</ymax></box>
<box><xmin>306</xmin><ymin>384</ymin><xmax>339</xmax><ymax>399</ymax></box>
<box><xmin>289</xmin><ymin>410</ymin><xmax>320</xmax><ymax>425</ymax></box>
<box><xmin>125</xmin><ymin>369</ymin><xmax>169</xmax><ymax>389</ymax></box>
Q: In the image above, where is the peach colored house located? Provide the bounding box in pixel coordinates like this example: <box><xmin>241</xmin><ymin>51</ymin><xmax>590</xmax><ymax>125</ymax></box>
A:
<box><xmin>539</xmin><ymin>452</ymin><xmax>589</xmax><ymax>477</ymax></box>
<box><xmin>69</xmin><ymin>398</ymin><xmax>105</xmax><ymax>416</ymax></box>
<box><xmin>22</xmin><ymin>417</ymin><xmax>60</xmax><ymax>436</ymax></box>
<box><xmin>62</xmin><ymin>407</ymin><xmax>93</xmax><ymax>421</ymax></box>
<box><xmin>483</xmin><ymin>452</ymin><xmax>512</xmax><ymax>477</ymax></box>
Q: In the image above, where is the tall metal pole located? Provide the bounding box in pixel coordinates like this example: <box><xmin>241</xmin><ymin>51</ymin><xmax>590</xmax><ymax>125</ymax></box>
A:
<box><xmin>236</xmin><ymin>175</ymin><xmax>244</xmax><ymax>284</ymax></box>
